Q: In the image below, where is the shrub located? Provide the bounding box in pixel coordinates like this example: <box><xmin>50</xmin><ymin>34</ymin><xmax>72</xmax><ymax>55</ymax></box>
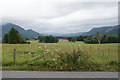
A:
<box><xmin>56</xmin><ymin>47</ymin><xmax>96</xmax><ymax>71</ymax></box>
<box><xmin>68</xmin><ymin>37</ymin><xmax>76</xmax><ymax>42</ymax></box>
<box><xmin>38</xmin><ymin>35</ymin><xmax>59</xmax><ymax>43</ymax></box>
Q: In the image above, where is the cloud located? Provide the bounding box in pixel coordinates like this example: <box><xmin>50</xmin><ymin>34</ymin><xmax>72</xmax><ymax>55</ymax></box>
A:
<box><xmin>1</xmin><ymin>0</ymin><xmax>118</xmax><ymax>34</ymax></box>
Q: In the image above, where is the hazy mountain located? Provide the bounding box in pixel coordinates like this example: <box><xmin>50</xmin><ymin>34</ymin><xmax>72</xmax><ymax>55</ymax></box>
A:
<box><xmin>2</xmin><ymin>23</ymin><xmax>42</xmax><ymax>38</ymax></box>
<box><xmin>39</xmin><ymin>25</ymin><xmax>118</xmax><ymax>37</ymax></box>
<box><xmin>42</xmin><ymin>32</ymin><xmax>86</xmax><ymax>37</ymax></box>
<box><xmin>83</xmin><ymin>25</ymin><xmax>118</xmax><ymax>36</ymax></box>
<box><xmin>44</xmin><ymin>25</ymin><xmax>118</xmax><ymax>37</ymax></box>
<box><xmin>1</xmin><ymin>23</ymin><xmax>118</xmax><ymax>38</ymax></box>
<box><xmin>26</xmin><ymin>29</ymin><xmax>41</xmax><ymax>38</ymax></box>
<box><xmin>60</xmin><ymin>32</ymin><xmax>86</xmax><ymax>37</ymax></box>
<box><xmin>0</xmin><ymin>25</ymin><xmax>2</xmax><ymax>38</ymax></box>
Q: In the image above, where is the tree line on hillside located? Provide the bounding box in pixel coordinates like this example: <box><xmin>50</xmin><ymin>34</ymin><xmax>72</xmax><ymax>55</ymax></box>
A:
<box><xmin>2</xmin><ymin>27</ymin><xmax>30</xmax><ymax>44</ymax></box>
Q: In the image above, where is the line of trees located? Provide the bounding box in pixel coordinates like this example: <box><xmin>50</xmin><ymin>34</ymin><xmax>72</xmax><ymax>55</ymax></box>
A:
<box><xmin>2</xmin><ymin>28</ymin><xmax>118</xmax><ymax>44</ymax></box>
<box><xmin>2</xmin><ymin>27</ymin><xmax>29</xmax><ymax>44</ymax></box>
<box><xmin>38</xmin><ymin>35</ymin><xmax>59</xmax><ymax>43</ymax></box>
<box><xmin>66</xmin><ymin>32</ymin><xmax>118</xmax><ymax>44</ymax></box>
<box><xmin>84</xmin><ymin>32</ymin><xmax>118</xmax><ymax>44</ymax></box>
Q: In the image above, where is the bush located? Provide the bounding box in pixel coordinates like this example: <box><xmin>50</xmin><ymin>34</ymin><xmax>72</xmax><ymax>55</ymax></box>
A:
<box><xmin>84</xmin><ymin>36</ymin><xmax>98</xmax><ymax>44</ymax></box>
<box><xmin>38</xmin><ymin>35</ymin><xmax>59</xmax><ymax>43</ymax></box>
<box><xmin>26</xmin><ymin>42</ymin><xmax>31</xmax><ymax>44</ymax></box>
<box><xmin>68</xmin><ymin>37</ymin><xmax>76</xmax><ymax>42</ymax></box>
<box><xmin>56</xmin><ymin>47</ymin><xmax>96</xmax><ymax>71</ymax></box>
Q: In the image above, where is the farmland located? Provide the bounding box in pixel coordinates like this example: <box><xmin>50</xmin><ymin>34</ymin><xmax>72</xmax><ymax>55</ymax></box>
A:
<box><xmin>2</xmin><ymin>40</ymin><xmax>119</xmax><ymax>71</ymax></box>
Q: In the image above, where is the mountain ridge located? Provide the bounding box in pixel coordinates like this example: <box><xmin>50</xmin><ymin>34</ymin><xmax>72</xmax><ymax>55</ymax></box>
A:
<box><xmin>1</xmin><ymin>23</ymin><xmax>118</xmax><ymax>38</ymax></box>
<box><xmin>83</xmin><ymin>25</ymin><xmax>118</xmax><ymax>36</ymax></box>
<box><xmin>2</xmin><ymin>23</ymin><xmax>42</xmax><ymax>38</ymax></box>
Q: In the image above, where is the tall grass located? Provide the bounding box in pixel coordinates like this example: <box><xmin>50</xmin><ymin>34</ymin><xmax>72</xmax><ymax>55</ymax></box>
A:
<box><xmin>2</xmin><ymin>41</ymin><xmax>119</xmax><ymax>71</ymax></box>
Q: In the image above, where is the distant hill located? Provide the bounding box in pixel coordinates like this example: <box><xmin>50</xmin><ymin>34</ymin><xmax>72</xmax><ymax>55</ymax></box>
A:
<box><xmin>43</xmin><ymin>25</ymin><xmax>118</xmax><ymax>37</ymax></box>
<box><xmin>26</xmin><ymin>29</ymin><xmax>41</xmax><ymax>38</ymax></box>
<box><xmin>42</xmin><ymin>32</ymin><xmax>86</xmax><ymax>37</ymax></box>
<box><xmin>0</xmin><ymin>25</ymin><xmax>2</xmax><ymax>38</ymax></box>
<box><xmin>1</xmin><ymin>23</ymin><xmax>118</xmax><ymax>38</ymax></box>
<box><xmin>83</xmin><ymin>25</ymin><xmax>119</xmax><ymax>36</ymax></box>
<box><xmin>60</xmin><ymin>32</ymin><xmax>86</xmax><ymax>37</ymax></box>
<box><xmin>2</xmin><ymin>23</ymin><xmax>42</xmax><ymax>38</ymax></box>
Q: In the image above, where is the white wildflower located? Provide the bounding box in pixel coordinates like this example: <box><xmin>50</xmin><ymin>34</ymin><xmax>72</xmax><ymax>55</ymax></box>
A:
<box><xmin>38</xmin><ymin>47</ymin><xmax>41</xmax><ymax>48</ymax></box>
<box><xmin>58</xmin><ymin>48</ymin><xmax>61</xmax><ymax>50</ymax></box>
<box><xmin>46</xmin><ymin>49</ymin><xmax>50</xmax><ymax>51</ymax></box>
<box><xmin>28</xmin><ymin>52</ymin><xmax>31</xmax><ymax>54</ymax></box>
<box><xmin>51</xmin><ymin>53</ymin><xmax>53</xmax><ymax>54</ymax></box>
<box><xmin>53</xmin><ymin>59</ymin><xmax>56</xmax><ymax>61</ymax></box>
<box><xmin>55</xmin><ymin>49</ymin><xmax>58</xmax><ymax>51</ymax></box>
<box><xmin>65</xmin><ymin>64</ymin><xmax>67</xmax><ymax>66</ymax></box>
<box><xmin>44</xmin><ymin>45</ymin><xmax>47</xmax><ymax>48</ymax></box>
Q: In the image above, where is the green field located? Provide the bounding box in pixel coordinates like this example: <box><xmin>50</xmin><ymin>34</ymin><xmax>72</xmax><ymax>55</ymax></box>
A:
<box><xmin>2</xmin><ymin>40</ymin><xmax>119</xmax><ymax>71</ymax></box>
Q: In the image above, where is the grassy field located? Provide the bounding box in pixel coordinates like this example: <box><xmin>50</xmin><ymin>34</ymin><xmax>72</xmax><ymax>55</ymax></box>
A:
<box><xmin>2</xmin><ymin>40</ymin><xmax>119</xmax><ymax>71</ymax></box>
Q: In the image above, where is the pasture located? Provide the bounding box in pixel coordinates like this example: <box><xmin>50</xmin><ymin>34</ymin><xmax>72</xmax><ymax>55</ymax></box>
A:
<box><xmin>2</xmin><ymin>40</ymin><xmax>119</xmax><ymax>71</ymax></box>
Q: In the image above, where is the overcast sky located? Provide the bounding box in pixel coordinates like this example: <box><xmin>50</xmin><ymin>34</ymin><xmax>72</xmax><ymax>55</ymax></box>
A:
<box><xmin>1</xmin><ymin>0</ymin><xmax>118</xmax><ymax>34</ymax></box>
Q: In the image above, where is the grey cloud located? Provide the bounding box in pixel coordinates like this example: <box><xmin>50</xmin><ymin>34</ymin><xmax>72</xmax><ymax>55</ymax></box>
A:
<box><xmin>1</xmin><ymin>1</ymin><xmax>118</xmax><ymax>34</ymax></box>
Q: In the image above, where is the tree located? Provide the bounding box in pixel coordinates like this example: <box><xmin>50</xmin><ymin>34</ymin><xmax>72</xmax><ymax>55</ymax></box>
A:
<box><xmin>3</xmin><ymin>27</ymin><xmax>27</xmax><ymax>44</ymax></box>
<box><xmin>3</xmin><ymin>33</ymin><xmax>9</xmax><ymax>43</ymax></box>
<box><xmin>68</xmin><ymin>37</ymin><xmax>76</xmax><ymax>42</ymax></box>
<box><xmin>95</xmin><ymin>32</ymin><xmax>102</xmax><ymax>44</ymax></box>
<box><xmin>83</xmin><ymin>36</ymin><xmax>97</xmax><ymax>44</ymax></box>
<box><xmin>38</xmin><ymin>36</ymin><xmax>45</xmax><ymax>42</ymax></box>
<box><xmin>77</xmin><ymin>35</ymin><xmax>84</xmax><ymax>41</ymax></box>
<box><xmin>101</xmin><ymin>34</ymin><xmax>107</xmax><ymax>43</ymax></box>
<box><xmin>8</xmin><ymin>27</ymin><xmax>19</xmax><ymax>44</ymax></box>
<box><xmin>18</xmin><ymin>34</ymin><xmax>27</xmax><ymax>43</ymax></box>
